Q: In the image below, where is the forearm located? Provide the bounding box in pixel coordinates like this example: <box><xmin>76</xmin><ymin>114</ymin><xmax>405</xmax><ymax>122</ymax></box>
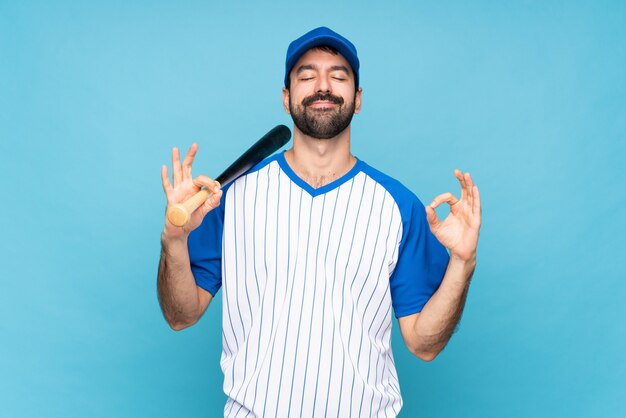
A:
<box><xmin>157</xmin><ymin>233</ymin><xmax>203</xmax><ymax>330</ymax></box>
<box><xmin>409</xmin><ymin>255</ymin><xmax>475</xmax><ymax>359</ymax></box>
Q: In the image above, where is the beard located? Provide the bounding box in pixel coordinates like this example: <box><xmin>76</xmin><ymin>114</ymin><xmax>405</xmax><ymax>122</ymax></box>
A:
<box><xmin>289</xmin><ymin>92</ymin><xmax>356</xmax><ymax>139</ymax></box>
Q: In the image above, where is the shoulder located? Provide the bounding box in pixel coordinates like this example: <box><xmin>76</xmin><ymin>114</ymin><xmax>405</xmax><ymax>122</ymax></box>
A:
<box><xmin>246</xmin><ymin>153</ymin><xmax>281</xmax><ymax>176</ymax></box>
<box><xmin>222</xmin><ymin>153</ymin><xmax>281</xmax><ymax>194</ymax></box>
<box><xmin>358</xmin><ymin>160</ymin><xmax>426</xmax><ymax>215</ymax></box>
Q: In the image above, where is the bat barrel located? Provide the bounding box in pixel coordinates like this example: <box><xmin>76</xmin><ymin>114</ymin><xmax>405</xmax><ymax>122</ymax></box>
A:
<box><xmin>216</xmin><ymin>124</ymin><xmax>291</xmax><ymax>186</ymax></box>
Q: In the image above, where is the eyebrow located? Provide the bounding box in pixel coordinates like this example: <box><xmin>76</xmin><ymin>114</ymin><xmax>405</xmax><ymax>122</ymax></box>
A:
<box><xmin>295</xmin><ymin>64</ymin><xmax>315</xmax><ymax>75</ymax></box>
<box><xmin>295</xmin><ymin>64</ymin><xmax>351</xmax><ymax>75</ymax></box>
<box><xmin>330</xmin><ymin>65</ymin><xmax>350</xmax><ymax>75</ymax></box>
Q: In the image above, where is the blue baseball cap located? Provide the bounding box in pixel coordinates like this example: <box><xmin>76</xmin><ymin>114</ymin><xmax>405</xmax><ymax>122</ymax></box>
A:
<box><xmin>284</xmin><ymin>26</ymin><xmax>360</xmax><ymax>88</ymax></box>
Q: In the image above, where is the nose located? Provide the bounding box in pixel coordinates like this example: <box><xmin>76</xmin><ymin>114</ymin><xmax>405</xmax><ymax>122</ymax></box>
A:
<box><xmin>314</xmin><ymin>73</ymin><xmax>331</xmax><ymax>93</ymax></box>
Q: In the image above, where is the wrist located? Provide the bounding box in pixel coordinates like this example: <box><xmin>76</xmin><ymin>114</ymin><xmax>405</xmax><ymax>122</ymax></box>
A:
<box><xmin>449</xmin><ymin>252</ymin><xmax>476</xmax><ymax>265</ymax></box>
<box><xmin>161</xmin><ymin>227</ymin><xmax>189</xmax><ymax>245</ymax></box>
<box><xmin>447</xmin><ymin>252</ymin><xmax>477</xmax><ymax>278</ymax></box>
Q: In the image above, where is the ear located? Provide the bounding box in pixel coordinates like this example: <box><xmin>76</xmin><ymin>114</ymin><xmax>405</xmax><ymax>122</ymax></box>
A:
<box><xmin>354</xmin><ymin>87</ymin><xmax>363</xmax><ymax>114</ymax></box>
<box><xmin>282</xmin><ymin>87</ymin><xmax>291</xmax><ymax>114</ymax></box>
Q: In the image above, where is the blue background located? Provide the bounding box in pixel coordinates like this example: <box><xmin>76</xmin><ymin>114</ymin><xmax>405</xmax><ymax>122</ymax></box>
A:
<box><xmin>1</xmin><ymin>1</ymin><xmax>625</xmax><ymax>417</ymax></box>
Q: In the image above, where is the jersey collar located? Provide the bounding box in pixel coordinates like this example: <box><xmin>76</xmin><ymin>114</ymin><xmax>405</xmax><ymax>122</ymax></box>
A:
<box><xmin>276</xmin><ymin>151</ymin><xmax>363</xmax><ymax>197</ymax></box>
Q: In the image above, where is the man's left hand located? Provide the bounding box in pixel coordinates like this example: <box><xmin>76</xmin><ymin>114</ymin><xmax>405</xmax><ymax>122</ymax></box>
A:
<box><xmin>426</xmin><ymin>169</ymin><xmax>482</xmax><ymax>262</ymax></box>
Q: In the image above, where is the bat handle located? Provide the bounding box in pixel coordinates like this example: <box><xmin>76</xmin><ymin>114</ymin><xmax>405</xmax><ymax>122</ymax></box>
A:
<box><xmin>166</xmin><ymin>189</ymin><xmax>211</xmax><ymax>227</ymax></box>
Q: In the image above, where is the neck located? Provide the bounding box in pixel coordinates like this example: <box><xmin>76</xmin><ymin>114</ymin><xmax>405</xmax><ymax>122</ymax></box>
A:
<box><xmin>284</xmin><ymin>126</ymin><xmax>356</xmax><ymax>189</ymax></box>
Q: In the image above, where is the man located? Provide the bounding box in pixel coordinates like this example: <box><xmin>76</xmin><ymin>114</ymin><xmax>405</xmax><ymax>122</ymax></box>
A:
<box><xmin>158</xmin><ymin>27</ymin><xmax>481</xmax><ymax>417</ymax></box>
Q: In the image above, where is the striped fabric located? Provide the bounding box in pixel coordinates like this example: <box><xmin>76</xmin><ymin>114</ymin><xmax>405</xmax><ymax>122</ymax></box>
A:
<box><xmin>188</xmin><ymin>153</ymin><xmax>449</xmax><ymax>418</ymax></box>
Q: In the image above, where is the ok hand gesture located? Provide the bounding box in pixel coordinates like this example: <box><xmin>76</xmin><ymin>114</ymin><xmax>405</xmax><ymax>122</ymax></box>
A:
<box><xmin>426</xmin><ymin>169</ymin><xmax>482</xmax><ymax>262</ymax></box>
<box><xmin>161</xmin><ymin>144</ymin><xmax>222</xmax><ymax>238</ymax></box>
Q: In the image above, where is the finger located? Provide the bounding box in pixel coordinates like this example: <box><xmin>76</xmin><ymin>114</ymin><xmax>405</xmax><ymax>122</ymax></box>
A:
<box><xmin>454</xmin><ymin>169</ymin><xmax>467</xmax><ymax>201</ymax></box>
<box><xmin>206</xmin><ymin>189</ymin><xmax>223</xmax><ymax>210</ymax></box>
<box><xmin>472</xmin><ymin>184</ymin><xmax>481</xmax><ymax>218</ymax></box>
<box><xmin>464</xmin><ymin>172</ymin><xmax>474</xmax><ymax>208</ymax></box>
<box><xmin>430</xmin><ymin>192</ymin><xmax>459</xmax><ymax>209</ymax></box>
<box><xmin>182</xmin><ymin>143</ymin><xmax>198</xmax><ymax>181</ymax></box>
<box><xmin>161</xmin><ymin>165</ymin><xmax>173</xmax><ymax>197</ymax></box>
<box><xmin>195</xmin><ymin>190</ymin><xmax>223</xmax><ymax>221</ymax></box>
<box><xmin>193</xmin><ymin>175</ymin><xmax>221</xmax><ymax>193</ymax></box>
<box><xmin>425</xmin><ymin>205</ymin><xmax>440</xmax><ymax>230</ymax></box>
<box><xmin>172</xmin><ymin>147</ymin><xmax>182</xmax><ymax>187</ymax></box>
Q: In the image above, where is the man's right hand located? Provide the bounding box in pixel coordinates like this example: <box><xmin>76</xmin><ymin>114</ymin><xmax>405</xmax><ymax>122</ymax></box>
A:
<box><xmin>161</xmin><ymin>143</ymin><xmax>223</xmax><ymax>239</ymax></box>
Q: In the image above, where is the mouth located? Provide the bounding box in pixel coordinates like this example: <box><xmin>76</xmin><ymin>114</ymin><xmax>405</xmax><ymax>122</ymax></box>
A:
<box><xmin>308</xmin><ymin>100</ymin><xmax>337</xmax><ymax>109</ymax></box>
<box><xmin>302</xmin><ymin>93</ymin><xmax>344</xmax><ymax>109</ymax></box>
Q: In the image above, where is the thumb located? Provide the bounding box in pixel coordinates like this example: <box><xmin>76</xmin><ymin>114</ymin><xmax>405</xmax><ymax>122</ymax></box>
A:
<box><xmin>194</xmin><ymin>189</ymin><xmax>222</xmax><ymax>220</ymax></box>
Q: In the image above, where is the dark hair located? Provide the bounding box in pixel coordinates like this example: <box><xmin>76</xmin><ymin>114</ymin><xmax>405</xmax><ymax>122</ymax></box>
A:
<box><xmin>285</xmin><ymin>45</ymin><xmax>358</xmax><ymax>90</ymax></box>
<box><xmin>314</xmin><ymin>45</ymin><xmax>340</xmax><ymax>55</ymax></box>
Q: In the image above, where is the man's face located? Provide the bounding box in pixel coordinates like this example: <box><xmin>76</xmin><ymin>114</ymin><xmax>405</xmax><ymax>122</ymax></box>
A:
<box><xmin>283</xmin><ymin>48</ymin><xmax>362</xmax><ymax>139</ymax></box>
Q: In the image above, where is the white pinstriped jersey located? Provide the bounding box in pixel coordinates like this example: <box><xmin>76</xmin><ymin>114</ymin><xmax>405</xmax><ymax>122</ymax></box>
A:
<box><xmin>189</xmin><ymin>152</ymin><xmax>449</xmax><ymax>417</ymax></box>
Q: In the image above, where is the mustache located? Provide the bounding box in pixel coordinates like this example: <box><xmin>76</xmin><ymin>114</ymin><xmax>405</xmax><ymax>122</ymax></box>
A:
<box><xmin>302</xmin><ymin>92</ymin><xmax>344</xmax><ymax>107</ymax></box>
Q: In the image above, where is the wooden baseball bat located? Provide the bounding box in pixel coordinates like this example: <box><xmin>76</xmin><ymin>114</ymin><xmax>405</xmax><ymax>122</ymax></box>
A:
<box><xmin>166</xmin><ymin>125</ymin><xmax>291</xmax><ymax>227</ymax></box>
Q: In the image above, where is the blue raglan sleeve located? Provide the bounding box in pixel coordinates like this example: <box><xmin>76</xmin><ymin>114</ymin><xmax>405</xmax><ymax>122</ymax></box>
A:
<box><xmin>390</xmin><ymin>194</ymin><xmax>450</xmax><ymax>318</ymax></box>
<box><xmin>187</xmin><ymin>192</ymin><xmax>226</xmax><ymax>296</ymax></box>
